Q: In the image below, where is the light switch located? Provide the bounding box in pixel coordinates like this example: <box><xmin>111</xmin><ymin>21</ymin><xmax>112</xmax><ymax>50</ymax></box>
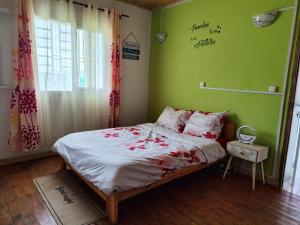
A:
<box><xmin>200</xmin><ymin>82</ymin><xmax>206</xmax><ymax>88</ymax></box>
<box><xmin>268</xmin><ymin>86</ymin><xmax>277</xmax><ymax>93</ymax></box>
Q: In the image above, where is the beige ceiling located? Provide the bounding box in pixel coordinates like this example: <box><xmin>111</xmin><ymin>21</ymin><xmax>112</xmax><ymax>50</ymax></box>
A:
<box><xmin>117</xmin><ymin>0</ymin><xmax>182</xmax><ymax>10</ymax></box>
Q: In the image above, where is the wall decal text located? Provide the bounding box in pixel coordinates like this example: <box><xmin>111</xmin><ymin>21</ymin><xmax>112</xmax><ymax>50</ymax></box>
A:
<box><xmin>188</xmin><ymin>21</ymin><xmax>210</xmax><ymax>33</ymax></box>
<box><xmin>188</xmin><ymin>21</ymin><xmax>222</xmax><ymax>49</ymax></box>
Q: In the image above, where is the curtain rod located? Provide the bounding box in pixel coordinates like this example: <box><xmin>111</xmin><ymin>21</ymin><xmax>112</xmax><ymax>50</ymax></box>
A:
<box><xmin>72</xmin><ymin>1</ymin><xmax>130</xmax><ymax>18</ymax></box>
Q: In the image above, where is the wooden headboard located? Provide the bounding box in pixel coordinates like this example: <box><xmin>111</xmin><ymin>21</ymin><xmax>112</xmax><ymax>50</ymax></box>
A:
<box><xmin>222</xmin><ymin>122</ymin><xmax>236</xmax><ymax>141</ymax></box>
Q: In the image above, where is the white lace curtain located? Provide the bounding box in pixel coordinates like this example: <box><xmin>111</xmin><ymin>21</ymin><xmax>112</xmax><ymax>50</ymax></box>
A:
<box><xmin>31</xmin><ymin>0</ymin><xmax>113</xmax><ymax>148</ymax></box>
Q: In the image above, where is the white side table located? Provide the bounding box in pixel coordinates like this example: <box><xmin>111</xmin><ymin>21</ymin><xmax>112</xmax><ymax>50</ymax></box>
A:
<box><xmin>223</xmin><ymin>140</ymin><xmax>269</xmax><ymax>191</ymax></box>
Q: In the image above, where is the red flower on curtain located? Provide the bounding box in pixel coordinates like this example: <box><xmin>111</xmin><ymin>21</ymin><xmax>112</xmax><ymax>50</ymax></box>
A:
<box><xmin>9</xmin><ymin>0</ymin><xmax>40</xmax><ymax>152</ymax></box>
<box><xmin>108</xmin><ymin>9</ymin><xmax>121</xmax><ymax>128</ymax></box>
<box><xmin>109</xmin><ymin>90</ymin><xmax>120</xmax><ymax>107</ymax></box>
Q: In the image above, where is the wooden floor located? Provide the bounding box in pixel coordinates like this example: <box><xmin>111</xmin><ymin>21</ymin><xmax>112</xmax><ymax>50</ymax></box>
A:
<box><xmin>1</xmin><ymin>156</ymin><xmax>300</xmax><ymax>225</ymax></box>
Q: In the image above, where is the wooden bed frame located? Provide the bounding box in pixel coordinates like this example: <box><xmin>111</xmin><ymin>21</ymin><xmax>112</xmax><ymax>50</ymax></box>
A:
<box><xmin>61</xmin><ymin>122</ymin><xmax>235</xmax><ymax>224</ymax></box>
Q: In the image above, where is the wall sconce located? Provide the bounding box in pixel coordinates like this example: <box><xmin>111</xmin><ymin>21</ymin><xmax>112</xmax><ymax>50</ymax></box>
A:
<box><xmin>252</xmin><ymin>6</ymin><xmax>294</xmax><ymax>27</ymax></box>
<box><xmin>156</xmin><ymin>9</ymin><xmax>167</xmax><ymax>44</ymax></box>
<box><xmin>252</xmin><ymin>11</ymin><xmax>278</xmax><ymax>27</ymax></box>
<box><xmin>156</xmin><ymin>32</ymin><xmax>167</xmax><ymax>44</ymax></box>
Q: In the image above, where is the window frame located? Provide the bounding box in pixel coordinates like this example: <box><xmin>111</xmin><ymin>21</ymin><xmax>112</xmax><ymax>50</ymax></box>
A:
<box><xmin>34</xmin><ymin>16</ymin><xmax>105</xmax><ymax>93</ymax></box>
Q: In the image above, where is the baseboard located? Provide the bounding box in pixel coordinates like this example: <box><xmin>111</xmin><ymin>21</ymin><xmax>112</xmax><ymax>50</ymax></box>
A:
<box><xmin>0</xmin><ymin>151</ymin><xmax>57</xmax><ymax>166</ymax></box>
<box><xmin>237</xmin><ymin>166</ymin><xmax>279</xmax><ymax>187</ymax></box>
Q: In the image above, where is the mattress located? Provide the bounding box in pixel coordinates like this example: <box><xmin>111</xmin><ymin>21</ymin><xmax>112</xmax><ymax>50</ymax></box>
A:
<box><xmin>53</xmin><ymin>123</ymin><xmax>226</xmax><ymax>194</ymax></box>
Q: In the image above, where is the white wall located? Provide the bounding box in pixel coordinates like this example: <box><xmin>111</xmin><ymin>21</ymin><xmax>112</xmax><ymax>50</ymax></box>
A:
<box><xmin>113</xmin><ymin>1</ymin><xmax>151</xmax><ymax>126</ymax></box>
<box><xmin>0</xmin><ymin>0</ymin><xmax>152</xmax><ymax>160</ymax></box>
<box><xmin>80</xmin><ymin>0</ymin><xmax>152</xmax><ymax>126</ymax></box>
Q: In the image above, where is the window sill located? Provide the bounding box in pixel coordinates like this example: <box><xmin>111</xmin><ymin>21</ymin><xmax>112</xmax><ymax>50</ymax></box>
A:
<box><xmin>0</xmin><ymin>86</ymin><xmax>11</xmax><ymax>89</ymax></box>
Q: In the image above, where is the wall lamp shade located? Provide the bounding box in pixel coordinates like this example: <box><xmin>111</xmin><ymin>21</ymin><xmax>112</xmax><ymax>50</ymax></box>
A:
<box><xmin>156</xmin><ymin>9</ymin><xmax>167</xmax><ymax>44</ymax></box>
<box><xmin>156</xmin><ymin>32</ymin><xmax>167</xmax><ymax>44</ymax></box>
<box><xmin>252</xmin><ymin>11</ymin><xmax>278</xmax><ymax>27</ymax></box>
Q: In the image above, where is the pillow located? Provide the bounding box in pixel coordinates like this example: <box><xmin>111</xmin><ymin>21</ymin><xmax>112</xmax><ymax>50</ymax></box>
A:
<box><xmin>183</xmin><ymin>111</ymin><xmax>227</xmax><ymax>139</ymax></box>
<box><xmin>156</xmin><ymin>106</ymin><xmax>192</xmax><ymax>132</ymax></box>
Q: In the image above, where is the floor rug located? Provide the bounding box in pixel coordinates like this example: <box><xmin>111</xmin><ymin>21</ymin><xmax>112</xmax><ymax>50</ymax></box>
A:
<box><xmin>33</xmin><ymin>171</ymin><xmax>106</xmax><ymax>225</ymax></box>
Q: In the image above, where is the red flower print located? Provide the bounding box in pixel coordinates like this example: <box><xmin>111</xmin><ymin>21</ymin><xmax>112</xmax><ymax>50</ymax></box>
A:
<box><xmin>104</xmin><ymin>133</ymin><xmax>119</xmax><ymax>138</ymax></box>
<box><xmin>153</xmin><ymin>138</ymin><xmax>163</xmax><ymax>143</ymax></box>
<box><xmin>19</xmin><ymin>31</ymin><xmax>32</xmax><ymax>58</ymax></box>
<box><xmin>8</xmin><ymin>1</ymin><xmax>41</xmax><ymax>152</ymax></box>
<box><xmin>109</xmin><ymin>90</ymin><xmax>120</xmax><ymax>107</ymax></box>
<box><xmin>18</xmin><ymin>14</ymin><xmax>29</xmax><ymax>23</ymax></box>
<box><xmin>137</xmin><ymin>138</ymin><xmax>153</xmax><ymax>143</ymax></box>
<box><xmin>126</xmin><ymin>127</ymin><xmax>142</xmax><ymax>136</ymax></box>
<box><xmin>19</xmin><ymin>90</ymin><xmax>38</xmax><ymax>113</ymax></box>
<box><xmin>188</xmin><ymin>157</ymin><xmax>200</xmax><ymax>163</ymax></box>
<box><xmin>220</xmin><ymin>116</ymin><xmax>225</xmax><ymax>125</ymax></box>
<box><xmin>128</xmin><ymin>144</ymin><xmax>146</xmax><ymax>150</ymax></box>
<box><xmin>108</xmin><ymin>15</ymin><xmax>121</xmax><ymax>129</ymax></box>
<box><xmin>127</xmin><ymin>127</ymin><xmax>140</xmax><ymax>132</ymax></box>
<box><xmin>188</xmin><ymin>150</ymin><xmax>200</xmax><ymax>163</ymax></box>
<box><xmin>20</xmin><ymin>124</ymin><xmax>40</xmax><ymax>151</ymax></box>
<box><xmin>10</xmin><ymin>87</ymin><xmax>18</xmax><ymax>109</ymax></box>
<box><xmin>170</xmin><ymin>151</ymin><xmax>183</xmax><ymax>157</ymax></box>
<box><xmin>110</xmin><ymin>43</ymin><xmax>121</xmax><ymax>67</ymax></box>
<box><xmin>114</xmin><ymin>127</ymin><xmax>124</xmax><ymax>130</ymax></box>
<box><xmin>203</xmin><ymin>132</ymin><xmax>217</xmax><ymax>139</ymax></box>
<box><xmin>139</xmin><ymin>145</ymin><xmax>146</xmax><ymax>149</ymax></box>
<box><xmin>178</xmin><ymin>124</ymin><xmax>185</xmax><ymax>133</ymax></box>
<box><xmin>170</xmin><ymin>150</ymin><xmax>200</xmax><ymax>164</ymax></box>
<box><xmin>135</xmin><ymin>137</ymin><xmax>168</xmax><ymax>147</ymax></box>
<box><xmin>160</xmin><ymin>143</ymin><xmax>169</xmax><ymax>147</ymax></box>
<box><xmin>184</xmin><ymin>152</ymin><xmax>191</xmax><ymax>158</ymax></box>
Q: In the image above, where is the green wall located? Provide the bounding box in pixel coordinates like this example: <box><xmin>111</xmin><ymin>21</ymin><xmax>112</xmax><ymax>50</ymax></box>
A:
<box><xmin>149</xmin><ymin>0</ymin><xmax>295</xmax><ymax>177</ymax></box>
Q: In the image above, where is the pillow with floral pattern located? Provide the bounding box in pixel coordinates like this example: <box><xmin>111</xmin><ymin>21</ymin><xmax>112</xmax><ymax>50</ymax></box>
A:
<box><xmin>156</xmin><ymin>106</ymin><xmax>192</xmax><ymax>133</ymax></box>
<box><xmin>183</xmin><ymin>111</ymin><xmax>227</xmax><ymax>139</ymax></box>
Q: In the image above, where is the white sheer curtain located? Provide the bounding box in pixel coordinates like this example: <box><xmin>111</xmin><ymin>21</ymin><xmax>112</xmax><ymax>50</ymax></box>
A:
<box><xmin>32</xmin><ymin>0</ymin><xmax>111</xmax><ymax>148</ymax></box>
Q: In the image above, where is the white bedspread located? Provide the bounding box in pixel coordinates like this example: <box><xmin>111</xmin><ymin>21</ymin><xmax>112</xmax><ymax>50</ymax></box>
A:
<box><xmin>53</xmin><ymin>123</ymin><xmax>225</xmax><ymax>195</ymax></box>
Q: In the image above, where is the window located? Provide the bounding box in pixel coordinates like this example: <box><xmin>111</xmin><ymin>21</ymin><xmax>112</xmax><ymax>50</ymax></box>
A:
<box><xmin>35</xmin><ymin>17</ymin><xmax>104</xmax><ymax>91</ymax></box>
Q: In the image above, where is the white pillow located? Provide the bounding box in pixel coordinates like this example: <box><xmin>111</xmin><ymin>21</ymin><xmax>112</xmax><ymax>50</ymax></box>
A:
<box><xmin>183</xmin><ymin>111</ymin><xmax>227</xmax><ymax>139</ymax></box>
<box><xmin>156</xmin><ymin>106</ymin><xmax>192</xmax><ymax>132</ymax></box>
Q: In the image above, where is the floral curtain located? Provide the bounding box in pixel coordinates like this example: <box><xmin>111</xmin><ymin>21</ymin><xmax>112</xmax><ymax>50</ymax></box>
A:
<box><xmin>108</xmin><ymin>9</ymin><xmax>121</xmax><ymax>128</ymax></box>
<box><xmin>9</xmin><ymin>0</ymin><xmax>40</xmax><ymax>151</ymax></box>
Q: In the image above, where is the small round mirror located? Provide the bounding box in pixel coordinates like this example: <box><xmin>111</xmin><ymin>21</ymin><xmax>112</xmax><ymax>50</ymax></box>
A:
<box><xmin>237</xmin><ymin>125</ymin><xmax>256</xmax><ymax>145</ymax></box>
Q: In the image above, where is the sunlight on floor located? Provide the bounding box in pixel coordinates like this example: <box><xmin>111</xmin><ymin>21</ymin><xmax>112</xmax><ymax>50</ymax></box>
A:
<box><xmin>293</xmin><ymin>162</ymin><xmax>300</xmax><ymax>196</ymax></box>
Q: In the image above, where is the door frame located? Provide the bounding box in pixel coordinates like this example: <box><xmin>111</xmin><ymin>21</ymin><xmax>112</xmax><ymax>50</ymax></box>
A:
<box><xmin>279</xmin><ymin>22</ymin><xmax>300</xmax><ymax>187</ymax></box>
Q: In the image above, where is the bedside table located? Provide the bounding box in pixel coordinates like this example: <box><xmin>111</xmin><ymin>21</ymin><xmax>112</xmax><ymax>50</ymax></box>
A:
<box><xmin>223</xmin><ymin>140</ymin><xmax>269</xmax><ymax>191</ymax></box>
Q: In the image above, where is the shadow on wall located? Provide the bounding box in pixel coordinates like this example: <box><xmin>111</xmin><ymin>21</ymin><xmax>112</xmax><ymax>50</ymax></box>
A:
<box><xmin>227</xmin><ymin>113</ymin><xmax>239</xmax><ymax>126</ymax></box>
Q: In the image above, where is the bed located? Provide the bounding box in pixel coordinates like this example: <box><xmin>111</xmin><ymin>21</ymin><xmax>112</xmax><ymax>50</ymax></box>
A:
<box><xmin>53</xmin><ymin>122</ymin><xmax>235</xmax><ymax>224</ymax></box>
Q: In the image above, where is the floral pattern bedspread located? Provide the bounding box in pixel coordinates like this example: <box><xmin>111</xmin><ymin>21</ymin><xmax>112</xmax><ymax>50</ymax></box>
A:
<box><xmin>53</xmin><ymin>123</ymin><xmax>225</xmax><ymax>194</ymax></box>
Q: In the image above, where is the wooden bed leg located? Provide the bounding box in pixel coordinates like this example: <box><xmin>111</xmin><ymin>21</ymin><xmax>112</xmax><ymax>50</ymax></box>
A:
<box><xmin>106</xmin><ymin>192</ymin><xmax>118</xmax><ymax>224</ymax></box>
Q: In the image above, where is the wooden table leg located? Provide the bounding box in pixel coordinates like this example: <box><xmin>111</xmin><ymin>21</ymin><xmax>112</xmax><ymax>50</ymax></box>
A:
<box><xmin>234</xmin><ymin>158</ymin><xmax>239</xmax><ymax>174</ymax></box>
<box><xmin>261</xmin><ymin>161</ymin><xmax>265</xmax><ymax>184</ymax></box>
<box><xmin>223</xmin><ymin>155</ymin><xmax>233</xmax><ymax>179</ymax></box>
<box><xmin>252</xmin><ymin>163</ymin><xmax>256</xmax><ymax>191</ymax></box>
